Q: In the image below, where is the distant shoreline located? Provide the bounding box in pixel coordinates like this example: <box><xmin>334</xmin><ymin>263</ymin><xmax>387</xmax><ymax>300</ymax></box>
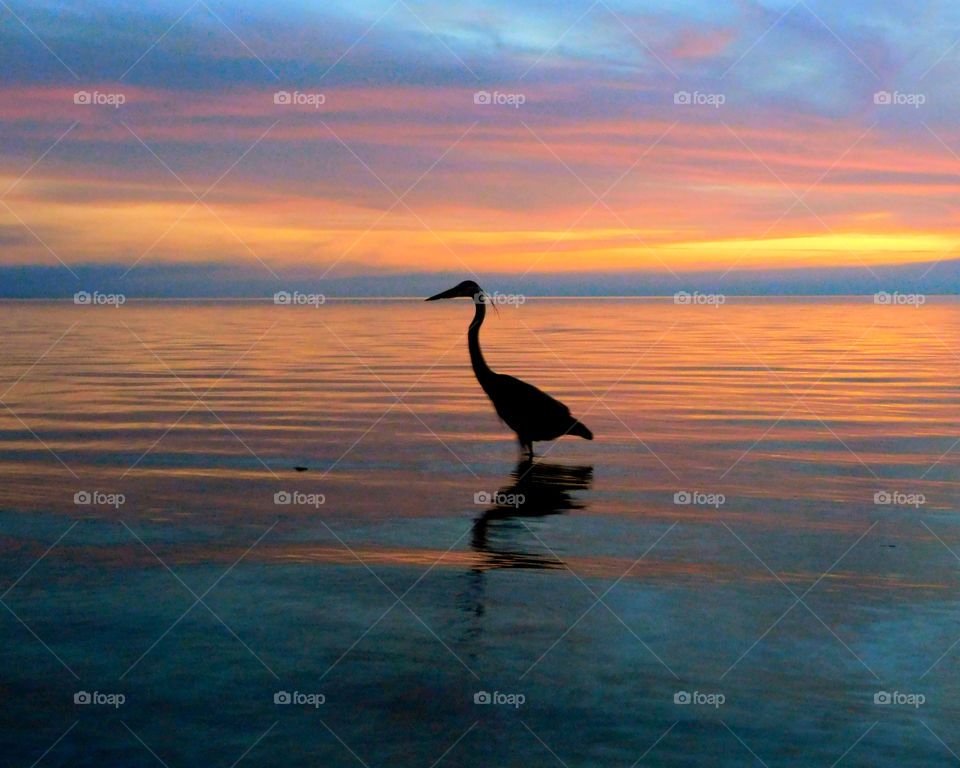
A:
<box><xmin>1</xmin><ymin>294</ymin><xmax>957</xmax><ymax>302</ymax></box>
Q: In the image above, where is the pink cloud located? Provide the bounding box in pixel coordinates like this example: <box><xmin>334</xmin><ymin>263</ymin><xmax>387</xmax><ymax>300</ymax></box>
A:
<box><xmin>668</xmin><ymin>29</ymin><xmax>736</xmax><ymax>59</ymax></box>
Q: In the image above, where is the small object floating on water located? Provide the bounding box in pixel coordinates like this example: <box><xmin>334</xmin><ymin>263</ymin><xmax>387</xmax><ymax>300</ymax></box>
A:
<box><xmin>880</xmin><ymin>544</ymin><xmax>896</xmax><ymax>548</ymax></box>
<box><xmin>294</xmin><ymin>466</ymin><xmax>309</xmax><ymax>472</ymax></box>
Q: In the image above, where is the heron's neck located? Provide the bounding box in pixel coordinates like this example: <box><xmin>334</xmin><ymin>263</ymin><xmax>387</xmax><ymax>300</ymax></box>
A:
<box><xmin>468</xmin><ymin>300</ymin><xmax>494</xmax><ymax>382</ymax></box>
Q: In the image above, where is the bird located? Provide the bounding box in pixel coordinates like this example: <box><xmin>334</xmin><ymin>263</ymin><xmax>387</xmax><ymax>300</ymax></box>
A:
<box><xmin>426</xmin><ymin>280</ymin><xmax>593</xmax><ymax>457</ymax></box>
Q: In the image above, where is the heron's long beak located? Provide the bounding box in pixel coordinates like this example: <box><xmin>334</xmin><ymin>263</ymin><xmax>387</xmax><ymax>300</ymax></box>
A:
<box><xmin>425</xmin><ymin>286</ymin><xmax>464</xmax><ymax>301</ymax></box>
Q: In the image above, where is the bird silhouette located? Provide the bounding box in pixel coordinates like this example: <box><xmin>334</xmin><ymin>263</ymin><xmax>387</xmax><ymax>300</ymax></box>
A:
<box><xmin>426</xmin><ymin>280</ymin><xmax>593</xmax><ymax>456</ymax></box>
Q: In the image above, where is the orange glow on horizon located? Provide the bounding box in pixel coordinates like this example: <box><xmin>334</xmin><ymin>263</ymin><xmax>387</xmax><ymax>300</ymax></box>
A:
<box><xmin>1</xmin><ymin>82</ymin><xmax>958</xmax><ymax>278</ymax></box>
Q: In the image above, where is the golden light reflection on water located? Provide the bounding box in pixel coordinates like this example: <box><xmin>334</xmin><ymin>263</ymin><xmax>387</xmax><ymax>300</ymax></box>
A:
<box><xmin>0</xmin><ymin>298</ymin><xmax>957</xmax><ymax>524</ymax></box>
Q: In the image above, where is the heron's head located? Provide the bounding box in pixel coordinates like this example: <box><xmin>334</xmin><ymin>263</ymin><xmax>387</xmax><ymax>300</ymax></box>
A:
<box><xmin>425</xmin><ymin>280</ymin><xmax>484</xmax><ymax>303</ymax></box>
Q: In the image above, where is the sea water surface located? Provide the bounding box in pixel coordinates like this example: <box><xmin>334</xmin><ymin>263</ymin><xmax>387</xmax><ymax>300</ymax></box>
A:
<box><xmin>1</xmin><ymin>297</ymin><xmax>959</xmax><ymax>766</ymax></box>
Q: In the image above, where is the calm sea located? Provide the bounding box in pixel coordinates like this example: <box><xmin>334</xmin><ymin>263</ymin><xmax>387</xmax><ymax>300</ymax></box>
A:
<box><xmin>1</xmin><ymin>298</ymin><xmax>958</xmax><ymax>766</ymax></box>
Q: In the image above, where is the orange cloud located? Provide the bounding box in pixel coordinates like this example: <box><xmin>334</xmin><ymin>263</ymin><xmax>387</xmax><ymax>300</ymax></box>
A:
<box><xmin>2</xmin><ymin>84</ymin><xmax>959</xmax><ymax>278</ymax></box>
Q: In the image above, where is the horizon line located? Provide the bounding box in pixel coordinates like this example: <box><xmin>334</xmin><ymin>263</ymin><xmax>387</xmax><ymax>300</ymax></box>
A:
<box><xmin>2</xmin><ymin>293</ymin><xmax>954</xmax><ymax>302</ymax></box>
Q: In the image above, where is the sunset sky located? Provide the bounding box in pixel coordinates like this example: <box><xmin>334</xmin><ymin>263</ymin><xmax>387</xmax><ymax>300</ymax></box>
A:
<box><xmin>2</xmin><ymin>0</ymin><xmax>959</xmax><ymax>294</ymax></box>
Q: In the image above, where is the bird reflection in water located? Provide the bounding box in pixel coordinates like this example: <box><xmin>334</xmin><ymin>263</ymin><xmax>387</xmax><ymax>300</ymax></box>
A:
<box><xmin>457</xmin><ymin>458</ymin><xmax>593</xmax><ymax>645</ymax></box>
<box><xmin>471</xmin><ymin>459</ymin><xmax>593</xmax><ymax>571</ymax></box>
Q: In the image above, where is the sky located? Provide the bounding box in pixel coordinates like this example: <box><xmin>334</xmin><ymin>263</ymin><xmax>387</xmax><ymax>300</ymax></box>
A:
<box><xmin>1</xmin><ymin>0</ymin><xmax>959</xmax><ymax>295</ymax></box>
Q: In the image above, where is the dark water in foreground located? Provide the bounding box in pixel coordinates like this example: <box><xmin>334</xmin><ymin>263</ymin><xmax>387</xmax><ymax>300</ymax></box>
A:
<box><xmin>1</xmin><ymin>298</ymin><xmax>959</xmax><ymax>766</ymax></box>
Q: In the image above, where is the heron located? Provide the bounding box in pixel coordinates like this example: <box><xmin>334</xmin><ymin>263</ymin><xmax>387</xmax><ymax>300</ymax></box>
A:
<box><xmin>426</xmin><ymin>280</ymin><xmax>593</xmax><ymax>456</ymax></box>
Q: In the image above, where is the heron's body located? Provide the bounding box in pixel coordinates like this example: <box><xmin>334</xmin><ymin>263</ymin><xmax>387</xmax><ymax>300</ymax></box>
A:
<box><xmin>427</xmin><ymin>281</ymin><xmax>593</xmax><ymax>456</ymax></box>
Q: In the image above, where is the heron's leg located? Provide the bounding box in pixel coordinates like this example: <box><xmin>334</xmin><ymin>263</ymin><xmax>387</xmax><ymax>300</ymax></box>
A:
<box><xmin>521</xmin><ymin>440</ymin><xmax>534</xmax><ymax>458</ymax></box>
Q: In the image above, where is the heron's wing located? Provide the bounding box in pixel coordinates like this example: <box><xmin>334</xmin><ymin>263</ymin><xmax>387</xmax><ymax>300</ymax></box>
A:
<box><xmin>488</xmin><ymin>374</ymin><xmax>575</xmax><ymax>439</ymax></box>
<box><xmin>494</xmin><ymin>375</ymin><xmax>570</xmax><ymax>412</ymax></box>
